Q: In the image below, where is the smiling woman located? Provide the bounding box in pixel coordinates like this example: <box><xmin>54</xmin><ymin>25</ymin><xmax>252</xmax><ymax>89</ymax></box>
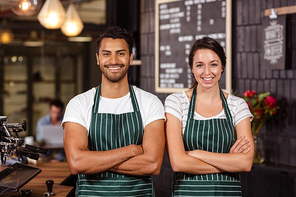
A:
<box><xmin>188</xmin><ymin>37</ymin><xmax>226</xmax><ymax>89</ymax></box>
<box><xmin>191</xmin><ymin>49</ymin><xmax>223</xmax><ymax>90</ymax></box>
<box><xmin>164</xmin><ymin>37</ymin><xmax>254</xmax><ymax>196</ymax></box>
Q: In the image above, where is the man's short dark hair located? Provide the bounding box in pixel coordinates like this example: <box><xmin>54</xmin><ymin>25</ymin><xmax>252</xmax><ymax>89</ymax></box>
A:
<box><xmin>95</xmin><ymin>26</ymin><xmax>134</xmax><ymax>55</ymax></box>
<box><xmin>50</xmin><ymin>99</ymin><xmax>64</xmax><ymax>110</ymax></box>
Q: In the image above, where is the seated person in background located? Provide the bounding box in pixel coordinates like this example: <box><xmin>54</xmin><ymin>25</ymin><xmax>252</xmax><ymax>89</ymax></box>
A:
<box><xmin>36</xmin><ymin>99</ymin><xmax>65</xmax><ymax>162</ymax></box>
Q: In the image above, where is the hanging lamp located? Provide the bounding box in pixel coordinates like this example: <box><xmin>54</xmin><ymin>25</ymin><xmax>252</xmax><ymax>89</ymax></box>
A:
<box><xmin>61</xmin><ymin>3</ymin><xmax>84</xmax><ymax>37</ymax></box>
<box><xmin>0</xmin><ymin>29</ymin><xmax>14</xmax><ymax>44</ymax></box>
<box><xmin>37</xmin><ymin>0</ymin><xmax>66</xmax><ymax>29</ymax></box>
<box><xmin>23</xmin><ymin>31</ymin><xmax>44</xmax><ymax>47</ymax></box>
<box><xmin>8</xmin><ymin>0</ymin><xmax>42</xmax><ymax>16</ymax></box>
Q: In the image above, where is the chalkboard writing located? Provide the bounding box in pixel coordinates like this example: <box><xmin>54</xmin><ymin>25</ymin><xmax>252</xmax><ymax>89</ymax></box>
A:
<box><xmin>155</xmin><ymin>0</ymin><xmax>229</xmax><ymax>93</ymax></box>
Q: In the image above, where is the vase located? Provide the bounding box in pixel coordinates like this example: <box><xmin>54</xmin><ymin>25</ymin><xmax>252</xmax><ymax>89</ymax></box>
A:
<box><xmin>253</xmin><ymin>135</ymin><xmax>264</xmax><ymax>164</ymax></box>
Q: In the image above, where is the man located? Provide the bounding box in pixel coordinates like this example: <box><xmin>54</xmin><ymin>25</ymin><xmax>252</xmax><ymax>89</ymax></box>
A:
<box><xmin>62</xmin><ymin>26</ymin><xmax>165</xmax><ymax>196</ymax></box>
<box><xmin>36</xmin><ymin>99</ymin><xmax>64</xmax><ymax>141</ymax></box>
<box><xmin>36</xmin><ymin>99</ymin><xmax>65</xmax><ymax>162</ymax></box>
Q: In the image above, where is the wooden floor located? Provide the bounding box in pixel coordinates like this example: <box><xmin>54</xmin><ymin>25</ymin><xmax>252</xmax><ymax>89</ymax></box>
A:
<box><xmin>0</xmin><ymin>162</ymin><xmax>73</xmax><ymax>197</ymax></box>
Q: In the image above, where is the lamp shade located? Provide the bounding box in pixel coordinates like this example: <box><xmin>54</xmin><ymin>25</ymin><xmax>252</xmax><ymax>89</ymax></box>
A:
<box><xmin>0</xmin><ymin>29</ymin><xmax>13</xmax><ymax>44</ymax></box>
<box><xmin>23</xmin><ymin>31</ymin><xmax>44</xmax><ymax>47</ymax></box>
<box><xmin>38</xmin><ymin>0</ymin><xmax>66</xmax><ymax>29</ymax></box>
<box><xmin>61</xmin><ymin>4</ymin><xmax>84</xmax><ymax>37</ymax></box>
<box><xmin>8</xmin><ymin>0</ymin><xmax>42</xmax><ymax>16</ymax></box>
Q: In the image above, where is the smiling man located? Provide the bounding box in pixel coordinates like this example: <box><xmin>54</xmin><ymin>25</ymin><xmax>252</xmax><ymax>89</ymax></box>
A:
<box><xmin>62</xmin><ymin>26</ymin><xmax>165</xmax><ymax>196</ymax></box>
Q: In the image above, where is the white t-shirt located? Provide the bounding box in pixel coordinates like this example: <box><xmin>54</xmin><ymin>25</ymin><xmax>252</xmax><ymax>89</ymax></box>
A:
<box><xmin>62</xmin><ymin>86</ymin><xmax>165</xmax><ymax>132</ymax></box>
<box><xmin>164</xmin><ymin>91</ymin><xmax>253</xmax><ymax>133</ymax></box>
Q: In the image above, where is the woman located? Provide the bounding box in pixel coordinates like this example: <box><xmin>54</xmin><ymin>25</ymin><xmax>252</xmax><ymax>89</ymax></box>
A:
<box><xmin>165</xmin><ymin>37</ymin><xmax>254</xmax><ymax>196</ymax></box>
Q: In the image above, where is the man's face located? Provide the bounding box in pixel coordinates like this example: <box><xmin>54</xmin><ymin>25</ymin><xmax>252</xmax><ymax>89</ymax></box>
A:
<box><xmin>50</xmin><ymin>105</ymin><xmax>63</xmax><ymax>122</ymax></box>
<box><xmin>96</xmin><ymin>38</ymin><xmax>133</xmax><ymax>83</ymax></box>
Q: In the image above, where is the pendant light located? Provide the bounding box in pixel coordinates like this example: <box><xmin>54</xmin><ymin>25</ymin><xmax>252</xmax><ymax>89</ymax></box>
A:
<box><xmin>8</xmin><ymin>0</ymin><xmax>42</xmax><ymax>16</ymax></box>
<box><xmin>61</xmin><ymin>3</ymin><xmax>84</xmax><ymax>37</ymax></box>
<box><xmin>38</xmin><ymin>0</ymin><xmax>66</xmax><ymax>29</ymax></box>
<box><xmin>0</xmin><ymin>29</ymin><xmax>13</xmax><ymax>44</ymax></box>
<box><xmin>23</xmin><ymin>31</ymin><xmax>44</xmax><ymax>47</ymax></box>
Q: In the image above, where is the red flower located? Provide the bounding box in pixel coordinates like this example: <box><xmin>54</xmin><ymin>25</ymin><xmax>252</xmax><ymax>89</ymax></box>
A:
<box><xmin>245</xmin><ymin>101</ymin><xmax>250</xmax><ymax>107</ymax></box>
<box><xmin>241</xmin><ymin>90</ymin><xmax>279</xmax><ymax>136</ymax></box>
<box><xmin>252</xmin><ymin>108</ymin><xmax>263</xmax><ymax>122</ymax></box>
<box><xmin>272</xmin><ymin>108</ymin><xmax>278</xmax><ymax>115</ymax></box>
<box><xmin>266</xmin><ymin>95</ymin><xmax>277</xmax><ymax>108</ymax></box>
<box><xmin>243</xmin><ymin>90</ymin><xmax>257</xmax><ymax>98</ymax></box>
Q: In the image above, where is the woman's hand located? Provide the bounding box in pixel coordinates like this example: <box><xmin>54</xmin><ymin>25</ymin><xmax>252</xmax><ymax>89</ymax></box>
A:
<box><xmin>229</xmin><ymin>135</ymin><xmax>251</xmax><ymax>154</ymax></box>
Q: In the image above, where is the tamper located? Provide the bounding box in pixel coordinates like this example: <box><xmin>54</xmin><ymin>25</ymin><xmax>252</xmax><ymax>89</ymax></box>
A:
<box><xmin>44</xmin><ymin>180</ymin><xmax>55</xmax><ymax>196</ymax></box>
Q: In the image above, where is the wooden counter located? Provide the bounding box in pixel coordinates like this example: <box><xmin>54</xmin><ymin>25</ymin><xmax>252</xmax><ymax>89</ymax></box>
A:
<box><xmin>0</xmin><ymin>162</ymin><xmax>73</xmax><ymax>197</ymax></box>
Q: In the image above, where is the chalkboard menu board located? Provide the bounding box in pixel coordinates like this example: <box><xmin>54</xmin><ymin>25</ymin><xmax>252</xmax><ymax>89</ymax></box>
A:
<box><xmin>155</xmin><ymin>0</ymin><xmax>232</xmax><ymax>93</ymax></box>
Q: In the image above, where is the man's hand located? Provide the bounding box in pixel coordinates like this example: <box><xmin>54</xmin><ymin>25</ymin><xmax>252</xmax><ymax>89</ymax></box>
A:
<box><xmin>131</xmin><ymin>144</ymin><xmax>143</xmax><ymax>156</ymax></box>
<box><xmin>64</xmin><ymin>122</ymin><xmax>145</xmax><ymax>175</ymax></box>
<box><xmin>108</xmin><ymin>119</ymin><xmax>165</xmax><ymax>176</ymax></box>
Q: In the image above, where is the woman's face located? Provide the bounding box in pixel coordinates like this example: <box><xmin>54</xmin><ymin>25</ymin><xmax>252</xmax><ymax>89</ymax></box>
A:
<box><xmin>191</xmin><ymin>49</ymin><xmax>223</xmax><ymax>89</ymax></box>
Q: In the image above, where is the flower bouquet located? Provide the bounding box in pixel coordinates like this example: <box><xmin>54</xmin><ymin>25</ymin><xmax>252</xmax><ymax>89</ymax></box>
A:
<box><xmin>242</xmin><ymin>90</ymin><xmax>279</xmax><ymax>163</ymax></box>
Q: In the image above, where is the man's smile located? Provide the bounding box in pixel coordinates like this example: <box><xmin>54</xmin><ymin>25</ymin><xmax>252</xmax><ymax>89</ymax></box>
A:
<box><xmin>105</xmin><ymin>64</ymin><xmax>124</xmax><ymax>72</ymax></box>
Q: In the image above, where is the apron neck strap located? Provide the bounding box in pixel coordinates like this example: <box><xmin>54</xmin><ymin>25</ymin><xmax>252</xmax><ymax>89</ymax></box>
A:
<box><xmin>92</xmin><ymin>84</ymin><xmax>139</xmax><ymax>113</ymax></box>
<box><xmin>92</xmin><ymin>85</ymin><xmax>101</xmax><ymax>113</ymax></box>
<box><xmin>188</xmin><ymin>86</ymin><xmax>233</xmax><ymax>121</ymax></box>
<box><xmin>129</xmin><ymin>85</ymin><xmax>140</xmax><ymax>112</ymax></box>
<box><xmin>188</xmin><ymin>86</ymin><xmax>197</xmax><ymax>119</ymax></box>
<box><xmin>220</xmin><ymin>88</ymin><xmax>232</xmax><ymax>121</ymax></box>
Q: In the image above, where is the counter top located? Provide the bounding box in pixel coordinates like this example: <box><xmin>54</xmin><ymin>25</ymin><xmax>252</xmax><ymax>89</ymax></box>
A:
<box><xmin>0</xmin><ymin>162</ymin><xmax>73</xmax><ymax>197</ymax></box>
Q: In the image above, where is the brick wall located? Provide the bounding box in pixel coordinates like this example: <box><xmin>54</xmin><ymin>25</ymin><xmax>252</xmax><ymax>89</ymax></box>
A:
<box><xmin>233</xmin><ymin>0</ymin><xmax>296</xmax><ymax>167</ymax></box>
<box><xmin>140</xmin><ymin>1</ymin><xmax>172</xmax><ymax>196</ymax></box>
<box><xmin>140</xmin><ymin>0</ymin><xmax>168</xmax><ymax>102</ymax></box>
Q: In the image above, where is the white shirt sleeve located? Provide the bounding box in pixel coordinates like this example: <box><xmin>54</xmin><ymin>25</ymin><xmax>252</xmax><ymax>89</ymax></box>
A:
<box><xmin>164</xmin><ymin>92</ymin><xmax>253</xmax><ymax>133</ymax></box>
<box><xmin>144</xmin><ymin>95</ymin><xmax>165</xmax><ymax>126</ymax></box>
<box><xmin>164</xmin><ymin>92</ymin><xmax>185</xmax><ymax>121</ymax></box>
<box><xmin>62</xmin><ymin>87</ymin><xmax>165</xmax><ymax>132</ymax></box>
<box><xmin>229</xmin><ymin>94</ymin><xmax>253</xmax><ymax>127</ymax></box>
<box><xmin>62</xmin><ymin>88</ymin><xmax>95</xmax><ymax>130</ymax></box>
<box><xmin>134</xmin><ymin>86</ymin><xmax>165</xmax><ymax>127</ymax></box>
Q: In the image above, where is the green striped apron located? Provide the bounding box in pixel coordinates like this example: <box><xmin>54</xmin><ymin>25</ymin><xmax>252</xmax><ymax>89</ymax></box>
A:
<box><xmin>172</xmin><ymin>86</ymin><xmax>242</xmax><ymax>196</ymax></box>
<box><xmin>75</xmin><ymin>85</ymin><xmax>154</xmax><ymax>197</ymax></box>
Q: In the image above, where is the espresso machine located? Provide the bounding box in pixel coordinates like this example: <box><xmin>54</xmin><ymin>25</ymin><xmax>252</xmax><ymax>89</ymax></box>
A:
<box><xmin>0</xmin><ymin>116</ymin><xmax>47</xmax><ymax>195</ymax></box>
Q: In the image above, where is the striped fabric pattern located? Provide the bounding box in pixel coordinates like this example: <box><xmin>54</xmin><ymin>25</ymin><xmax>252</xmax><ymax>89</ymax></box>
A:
<box><xmin>172</xmin><ymin>87</ymin><xmax>242</xmax><ymax>196</ymax></box>
<box><xmin>164</xmin><ymin>91</ymin><xmax>253</xmax><ymax>133</ymax></box>
<box><xmin>76</xmin><ymin>85</ymin><xmax>154</xmax><ymax>196</ymax></box>
<box><xmin>173</xmin><ymin>179</ymin><xmax>242</xmax><ymax>197</ymax></box>
<box><xmin>77</xmin><ymin>176</ymin><xmax>154</xmax><ymax>196</ymax></box>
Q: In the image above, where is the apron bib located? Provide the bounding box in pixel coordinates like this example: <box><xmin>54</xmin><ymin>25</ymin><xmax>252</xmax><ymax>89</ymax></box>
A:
<box><xmin>172</xmin><ymin>86</ymin><xmax>242</xmax><ymax>196</ymax></box>
<box><xmin>76</xmin><ymin>85</ymin><xmax>154</xmax><ymax>197</ymax></box>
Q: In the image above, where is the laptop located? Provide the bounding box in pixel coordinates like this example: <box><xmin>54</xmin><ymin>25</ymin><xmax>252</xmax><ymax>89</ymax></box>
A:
<box><xmin>40</xmin><ymin>125</ymin><xmax>64</xmax><ymax>146</ymax></box>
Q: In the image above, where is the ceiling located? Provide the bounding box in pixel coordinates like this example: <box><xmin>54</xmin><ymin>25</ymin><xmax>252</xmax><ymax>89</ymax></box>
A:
<box><xmin>0</xmin><ymin>0</ymin><xmax>106</xmax><ymax>45</ymax></box>
<box><xmin>0</xmin><ymin>0</ymin><xmax>106</xmax><ymax>24</ymax></box>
